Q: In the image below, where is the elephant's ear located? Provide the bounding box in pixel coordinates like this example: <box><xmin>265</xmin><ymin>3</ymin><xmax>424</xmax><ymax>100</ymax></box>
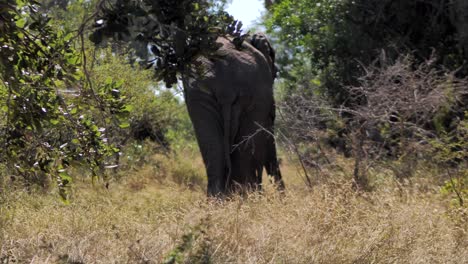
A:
<box><xmin>251</xmin><ymin>33</ymin><xmax>278</xmax><ymax>79</ymax></box>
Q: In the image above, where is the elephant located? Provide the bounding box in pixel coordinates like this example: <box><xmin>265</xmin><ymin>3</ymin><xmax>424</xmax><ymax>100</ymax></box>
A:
<box><xmin>181</xmin><ymin>33</ymin><xmax>284</xmax><ymax>196</ymax></box>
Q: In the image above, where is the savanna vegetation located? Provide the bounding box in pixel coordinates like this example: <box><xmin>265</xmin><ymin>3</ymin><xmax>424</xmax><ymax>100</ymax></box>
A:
<box><xmin>0</xmin><ymin>0</ymin><xmax>467</xmax><ymax>263</ymax></box>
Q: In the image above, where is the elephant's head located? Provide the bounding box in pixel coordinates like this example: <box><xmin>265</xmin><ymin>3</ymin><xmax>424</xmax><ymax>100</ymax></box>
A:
<box><xmin>250</xmin><ymin>33</ymin><xmax>278</xmax><ymax>79</ymax></box>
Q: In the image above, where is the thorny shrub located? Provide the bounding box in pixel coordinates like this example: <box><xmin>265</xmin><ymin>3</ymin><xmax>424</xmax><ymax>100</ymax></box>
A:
<box><xmin>278</xmin><ymin>54</ymin><xmax>468</xmax><ymax>191</ymax></box>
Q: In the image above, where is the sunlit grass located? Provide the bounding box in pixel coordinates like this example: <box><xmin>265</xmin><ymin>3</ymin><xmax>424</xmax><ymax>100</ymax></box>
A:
<box><xmin>0</xmin><ymin>152</ymin><xmax>467</xmax><ymax>263</ymax></box>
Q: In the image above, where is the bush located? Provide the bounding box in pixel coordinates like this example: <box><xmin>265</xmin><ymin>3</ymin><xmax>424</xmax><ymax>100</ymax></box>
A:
<box><xmin>277</xmin><ymin>54</ymin><xmax>468</xmax><ymax>190</ymax></box>
<box><xmin>266</xmin><ymin>0</ymin><xmax>468</xmax><ymax>106</ymax></box>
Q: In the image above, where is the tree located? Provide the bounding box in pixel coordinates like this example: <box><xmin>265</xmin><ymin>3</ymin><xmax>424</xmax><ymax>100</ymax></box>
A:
<box><xmin>90</xmin><ymin>0</ymin><xmax>246</xmax><ymax>88</ymax></box>
<box><xmin>0</xmin><ymin>0</ymin><xmax>125</xmax><ymax>199</ymax></box>
<box><xmin>265</xmin><ymin>0</ymin><xmax>468</xmax><ymax>189</ymax></box>
<box><xmin>265</xmin><ymin>0</ymin><xmax>468</xmax><ymax>106</ymax></box>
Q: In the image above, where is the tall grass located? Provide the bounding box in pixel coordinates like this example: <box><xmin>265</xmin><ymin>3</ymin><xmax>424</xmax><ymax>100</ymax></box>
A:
<box><xmin>0</xmin><ymin>153</ymin><xmax>467</xmax><ymax>263</ymax></box>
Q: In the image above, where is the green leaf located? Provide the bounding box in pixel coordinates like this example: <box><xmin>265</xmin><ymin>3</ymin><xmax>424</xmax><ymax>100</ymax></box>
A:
<box><xmin>105</xmin><ymin>76</ymin><xmax>113</xmax><ymax>84</ymax></box>
<box><xmin>311</xmin><ymin>79</ymin><xmax>321</xmax><ymax>86</ymax></box>
<box><xmin>59</xmin><ymin>171</ymin><xmax>72</xmax><ymax>183</ymax></box>
<box><xmin>122</xmin><ymin>104</ymin><xmax>134</xmax><ymax>112</ymax></box>
<box><xmin>15</xmin><ymin>18</ymin><xmax>26</xmax><ymax>28</ymax></box>
<box><xmin>119</xmin><ymin>122</ymin><xmax>130</xmax><ymax>129</ymax></box>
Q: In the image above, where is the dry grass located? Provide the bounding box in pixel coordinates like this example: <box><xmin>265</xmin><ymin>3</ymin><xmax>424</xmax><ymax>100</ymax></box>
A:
<box><xmin>0</xmin><ymin>153</ymin><xmax>467</xmax><ymax>264</ymax></box>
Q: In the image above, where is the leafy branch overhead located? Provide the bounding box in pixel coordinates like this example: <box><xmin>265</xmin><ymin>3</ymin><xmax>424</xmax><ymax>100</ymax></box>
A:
<box><xmin>90</xmin><ymin>0</ymin><xmax>246</xmax><ymax>87</ymax></box>
<box><xmin>0</xmin><ymin>0</ymin><xmax>131</xmax><ymax>200</ymax></box>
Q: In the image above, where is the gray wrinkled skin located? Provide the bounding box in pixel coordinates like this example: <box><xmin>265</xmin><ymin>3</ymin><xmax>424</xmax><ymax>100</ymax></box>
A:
<box><xmin>182</xmin><ymin>34</ymin><xmax>284</xmax><ymax>196</ymax></box>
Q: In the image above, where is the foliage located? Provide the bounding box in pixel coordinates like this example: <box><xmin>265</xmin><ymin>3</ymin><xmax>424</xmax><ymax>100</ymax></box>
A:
<box><xmin>266</xmin><ymin>0</ymin><xmax>358</xmax><ymax>103</ymax></box>
<box><xmin>44</xmin><ymin>0</ymin><xmax>189</xmax><ymax>160</ymax></box>
<box><xmin>38</xmin><ymin>0</ymin><xmax>96</xmax><ymax>30</ymax></box>
<box><xmin>90</xmin><ymin>0</ymin><xmax>246</xmax><ymax>88</ymax></box>
<box><xmin>265</xmin><ymin>0</ymin><xmax>467</xmax><ymax>106</ymax></box>
<box><xmin>277</xmin><ymin>54</ymin><xmax>468</xmax><ymax>189</ymax></box>
<box><xmin>265</xmin><ymin>0</ymin><xmax>468</xmax><ymax>189</ymax></box>
<box><xmin>0</xmin><ymin>0</ymin><xmax>129</xmax><ymax>199</ymax></box>
<box><xmin>89</xmin><ymin>47</ymin><xmax>175</xmax><ymax>147</ymax></box>
<box><xmin>0</xmin><ymin>0</ymin><xmax>203</xmax><ymax>198</ymax></box>
<box><xmin>431</xmin><ymin>112</ymin><xmax>468</xmax><ymax>206</ymax></box>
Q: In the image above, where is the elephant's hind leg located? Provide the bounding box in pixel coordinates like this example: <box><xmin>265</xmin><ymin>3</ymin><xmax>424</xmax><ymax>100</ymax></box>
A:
<box><xmin>185</xmin><ymin>89</ymin><xmax>227</xmax><ymax>196</ymax></box>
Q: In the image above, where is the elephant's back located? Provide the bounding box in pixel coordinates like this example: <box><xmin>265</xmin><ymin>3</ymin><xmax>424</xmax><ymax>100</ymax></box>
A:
<box><xmin>182</xmin><ymin>37</ymin><xmax>274</xmax><ymax>106</ymax></box>
<box><xmin>213</xmin><ymin>37</ymin><xmax>273</xmax><ymax>83</ymax></box>
<box><xmin>213</xmin><ymin>37</ymin><xmax>274</xmax><ymax>103</ymax></box>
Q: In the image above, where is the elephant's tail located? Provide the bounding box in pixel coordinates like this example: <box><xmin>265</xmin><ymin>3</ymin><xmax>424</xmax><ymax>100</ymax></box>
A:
<box><xmin>222</xmin><ymin>104</ymin><xmax>232</xmax><ymax>190</ymax></box>
<box><xmin>264</xmin><ymin>103</ymin><xmax>285</xmax><ymax>190</ymax></box>
<box><xmin>265</xmin><ymin>133</ymin><xmax>285</xmax><ymax>190</ymax></box>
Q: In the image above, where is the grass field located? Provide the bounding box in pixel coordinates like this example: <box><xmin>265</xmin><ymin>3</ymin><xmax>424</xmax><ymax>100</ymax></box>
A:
<box><xmin>0</xmin><ymin>152</ymin><xmax>467</xmax><ymax>263</ymax></box>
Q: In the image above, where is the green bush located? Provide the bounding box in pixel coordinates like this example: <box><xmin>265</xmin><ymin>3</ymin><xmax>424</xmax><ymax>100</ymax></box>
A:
<box><xmin>266</xmin><ymin>0</ymin><xmax>467</xmax><ymax>106</ymax></box>
<box><xmin>431</xmin><ymin>112</ymin><xmax>468</xmax><ymax>206</ymax></box>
